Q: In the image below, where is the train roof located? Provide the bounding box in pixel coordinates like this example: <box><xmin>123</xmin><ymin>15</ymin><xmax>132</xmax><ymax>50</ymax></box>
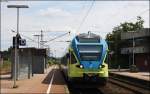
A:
<box><xmin>76</xmin><ymin>32</ymin><xmax>101</xmax><ymax>43</ymax></box>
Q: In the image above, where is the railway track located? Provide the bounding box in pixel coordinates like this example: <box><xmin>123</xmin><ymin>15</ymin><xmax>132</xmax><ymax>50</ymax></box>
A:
<box><xmin>60</xmin><ymin>66</ymin><xmax>149</xmax><ymax>94</ymax></box>
<box><xmin>108</xmin><ymin>75</ymin><xmax>150</xmax><ymax>94</ymax></box>
<box><xmin>60</xmin><ymin>68</ymin><xmax>104</xmax><ymax>94</ymax></box>
<box><xmin>68</xmin><ymin>86</ymin><xmax>104</xmax><ymax>94</ymax></box>
<box><xmin>66</xmin><ymin>75</ymin><xmax>149</xmax><ymax>94</ymax></box>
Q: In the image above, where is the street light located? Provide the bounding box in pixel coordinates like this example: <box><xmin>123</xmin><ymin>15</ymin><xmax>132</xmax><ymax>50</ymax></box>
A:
<box><xmin>7</xmin><ymin>5</ymin><xmax>29</xmax><ymax>8</ymax></box>
<box><xmin>7</xmin><ymin>5</ymin><xmax>29</xmax><ymax>88</ymax></box>
<box><xmin>7</xmin><ymin>5</ymin><xmax>29</xmax><ymax>34</ymax></box>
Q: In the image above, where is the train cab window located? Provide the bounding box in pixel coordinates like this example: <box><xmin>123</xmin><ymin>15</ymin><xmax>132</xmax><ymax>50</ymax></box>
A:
<box><xmin>70</xmin><ymin>52</ymin><xmax>77</xmax><ymax>64</ymax></box>
<box><xmin>80</xmin><ymin>53</ymin><xmax>100</xmax><ymax>61</ymax></box>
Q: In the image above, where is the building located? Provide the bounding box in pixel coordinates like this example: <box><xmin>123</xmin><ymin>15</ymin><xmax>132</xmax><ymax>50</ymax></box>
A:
<box><xmin>11</xmin><ymin>48</ymin><xmax>48</xmax><ymax>80</ymax></box>
<box><xmin>121</xmin><ymin>28</ymin><xmax>150</xmax><ymax>71</ymax></box>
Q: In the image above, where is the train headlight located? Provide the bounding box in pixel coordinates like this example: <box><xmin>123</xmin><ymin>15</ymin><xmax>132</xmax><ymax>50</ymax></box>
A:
<box><xmin>99</xmin><ymin>65</ymin><xmax>105</xmax><ymax>68</ymax></box>
<box><xmin>99</xmin><ymin>65</ymin><xmax>101</xmax><ymax>68</ymax></box>
<box><xmin>80</xmin><ymin>65</ymin><xmax>83</xmax><ymax>68</ymax></box>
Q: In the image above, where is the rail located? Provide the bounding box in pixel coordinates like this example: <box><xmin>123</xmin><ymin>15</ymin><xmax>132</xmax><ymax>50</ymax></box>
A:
<box><xmin>109</xmin><ymin>73</ymin><xmax>150</xmax><ymax>94</ymax></box>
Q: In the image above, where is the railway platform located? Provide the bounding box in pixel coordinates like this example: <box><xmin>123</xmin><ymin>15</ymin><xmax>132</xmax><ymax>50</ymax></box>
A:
<box><xmin>109</xmin><ymin>69</ymin><xmax>150</xmax><ymax>81</ymax></box>
<box><xmin>0</xmin><ymin>65</ymin><xmax>69</xmax><ymax>94</ymax></box>
<box><xmin>109</xmin><ymin>69</ymin><xmax>150</xmax><ymax>94</ymax></box>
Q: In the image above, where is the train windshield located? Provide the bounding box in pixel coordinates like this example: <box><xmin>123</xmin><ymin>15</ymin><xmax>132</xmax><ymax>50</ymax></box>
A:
<box><xmin>78</xmin><ymin>45</ymin><xmax>102</xmax><ymax>61</ymax></box>
<box><xmin>80</xmin><ymin>53</ymin><xmax>100</xmax><ymax>61</ymax></box>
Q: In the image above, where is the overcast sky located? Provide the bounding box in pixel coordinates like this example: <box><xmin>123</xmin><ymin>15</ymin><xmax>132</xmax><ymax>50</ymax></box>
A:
<box><xmin>1</xmin><ymin>1</ymin><xmax>149</xmax><ymax>57</ymax></box>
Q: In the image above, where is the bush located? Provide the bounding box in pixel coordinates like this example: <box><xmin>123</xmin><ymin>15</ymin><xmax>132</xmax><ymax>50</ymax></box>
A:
<box><xmin>0</xmin><ymin>60</ymin><xmax>11</xmax><ymax>74</ymax></box>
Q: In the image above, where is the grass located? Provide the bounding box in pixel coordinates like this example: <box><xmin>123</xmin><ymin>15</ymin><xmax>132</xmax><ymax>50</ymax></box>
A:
<box><xmin>48</xmin><ymin>59</ymin><xmax>58</xmax><ymax>65</ymax></box>
<box><xmin>0</xmin><ymin>60</ymin><xmax>11</xmax><ymax>74</ymax></box>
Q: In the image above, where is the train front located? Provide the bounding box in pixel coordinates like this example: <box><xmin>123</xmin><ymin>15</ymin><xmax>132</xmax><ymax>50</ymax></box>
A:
<box><xmin>68</xmin><ymin>32</ymin><xmax>108</xmax><ymax>86</ymax></box>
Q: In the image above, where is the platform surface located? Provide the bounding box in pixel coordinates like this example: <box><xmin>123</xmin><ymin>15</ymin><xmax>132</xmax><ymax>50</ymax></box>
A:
<box><xmin>109</xmin><ymin>69</ymin><xmax>150</xmax><ymax>81</ymax></box>
<box><xmin>0</xmin><ymin>65</ymin><xmax>69</xmax><ymax>94</ymax></box>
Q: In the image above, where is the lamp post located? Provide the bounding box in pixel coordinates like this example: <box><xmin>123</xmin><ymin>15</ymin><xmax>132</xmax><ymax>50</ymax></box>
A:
<box><xmin>7</xmin><ymin>5</ymin><xmax>29</xmax><ymax>88</ymax></box>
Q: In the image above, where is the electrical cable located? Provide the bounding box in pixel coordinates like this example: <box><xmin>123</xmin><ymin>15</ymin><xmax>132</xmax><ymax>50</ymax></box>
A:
<box><xmin>76</xmin><ymin>0</ymin><xmax>95</xmax><ymax>33</ymax></box>
<box><xmin>45</xmin><ymin>31</ymin><xmax>70</xmax><ymax>43</ymax></box>
<box><xmin>128</xmin><ymin>8</ymin><xmax>149</xmax><ymax>21</ymax></box>
<box><xmin>11</xmin><ymin>30</ymin><xmax>47</xmax><ymax>47</ymax></box>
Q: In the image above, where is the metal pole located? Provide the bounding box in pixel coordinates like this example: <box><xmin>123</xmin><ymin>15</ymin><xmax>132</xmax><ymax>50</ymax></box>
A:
<box><xmin>129</xmin><ymin>55</ymin><xmax>130</xmax><ymax>68</ymax></box>
<box><xmin>13</xmin><ymin>36</ymin><xmax>17</xmax><ymax>88</ymax></box>
<box><xmin>13</xmin><ymin>8</ymin><xmax>19</xmax><ymax>88</ymax></box>
<box><xmin>133</xmin><ymin>32</ymin><xmax>135</xmax><ymax>65</ymax></box>
<box><xmin>17</xmin><ymin>8</ymin><xmax>19</xmax><ymax>34</ymax></box>
<box><xmin>37</xmin><ymin>36</ymin><xmax>39</xmax><ymax>48</ymax></box>
<box><xmin>0</xmin><ymin>1</ymin><xmax>1</xmax><ymax>63</ymax></box>
<box><xmin>17</xmin><ymin>8</ymin><xmax>20</xmax><ymax>80</ymax></box>
<box><xmin>33</xmin><ymin>35</ymin><xmax>40</xmax><ymax>48</ymax></box>
<box><xmin>7</xmin><ymin>4</ymin><xmax>29</xmax><ymax>88</ymax></box>
<box><xmin>40</xmin><ymin>30</ymin><xmax>43</xmax><ymax>48</ymax></box>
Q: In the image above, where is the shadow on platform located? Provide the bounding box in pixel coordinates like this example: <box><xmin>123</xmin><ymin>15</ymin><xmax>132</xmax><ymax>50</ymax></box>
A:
<box><xmin>0</xmin><ymin>74</ymin><xmax>12</xmax><ymax>81</ymax></box>
<box><xmin>42</xmin><ymin>69</ymin><xmax>66</xmax><ymax>85</ymax></box>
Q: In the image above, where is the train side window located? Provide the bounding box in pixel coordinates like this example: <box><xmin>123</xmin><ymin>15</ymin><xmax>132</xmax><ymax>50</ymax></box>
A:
<box><xmin>70</xmin><ymin>52</ymin><xmax>77</xmax><ymax>64</ymax></box>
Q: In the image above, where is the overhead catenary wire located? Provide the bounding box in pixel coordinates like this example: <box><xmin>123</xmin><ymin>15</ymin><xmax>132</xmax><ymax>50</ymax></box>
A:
<box><xmin>11</xmin><ymin>30</ymin><xmax>48</xmax><ymax>48</ymax></box>
<box><xmin>66</xmin><ymin>1</ymin><xmax>88</xmax><ymax>33</ymax></box>
<box><xmin>15</xmin><ymin>30</ymin><xmax>70</xmax><ymax>57</ymax></box>
<box><xmin>128</xmin><ymin>8</ymin><xmax>150</xmax><ymax>21</ymax></box>
<box><xmin>45</xmin><ymin>31</ymin><xmax>70</xmax><ymax>43</ymax></box>
<box><xmin>100</xmin><ymin>2</ymin><xmax>131</xmax><ymax>29</ymax></box>
<box><xmin>110</xmin><ymin>3</ymin><xmax>148</xmax><ymax>34</ymax></box>
<box><xmin>76</xmin><ymin>0</ymin><xmax>95</xmax><ymax>33</ymax></box>
<box><xmin>102</xmin><ymin>8</ymin><xmax>150</xmax><ymax>36</ymax></box>
<box><xmin>12</xmin><ymin>30</ymin><xmax>70</xmax><ymax>47</ymax></box>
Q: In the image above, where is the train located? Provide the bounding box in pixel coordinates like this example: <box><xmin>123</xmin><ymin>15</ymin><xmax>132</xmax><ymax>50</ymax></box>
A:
<box><xmin>60</xmin><ymin>32</ymin><xmax>108</xmax><ymax>87</ymax></box>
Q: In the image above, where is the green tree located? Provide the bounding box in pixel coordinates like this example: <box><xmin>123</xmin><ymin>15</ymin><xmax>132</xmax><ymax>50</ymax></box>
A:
<box><xmin>106</xmin><ymin>16</ymin><xmax>144</xmax><ymax>68</ymax></box>
<box><xmin>2</xmin><ymin>47</ymin><xmax>12</xmax><ymax>60</ymax></box>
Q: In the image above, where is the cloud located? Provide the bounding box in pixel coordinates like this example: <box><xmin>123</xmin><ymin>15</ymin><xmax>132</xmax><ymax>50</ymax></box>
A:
<box><xmin>39</xmin><ymin>7</ymin><xmax>72</xmax><ymax>17</ymax></box>
<box><xmin>1</xmin><ymin>1</ymin><xmax>149</xmax><ymax>58</ymax></box>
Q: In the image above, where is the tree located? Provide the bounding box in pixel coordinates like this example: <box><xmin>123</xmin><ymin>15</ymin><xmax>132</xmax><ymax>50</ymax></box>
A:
<box><xmin>106</xmin><ymin>16</ymin><xmax>144</xmax><ymax>68</ymax></box>
<box><xmin>1</xmin><ymin>47</ymin><xmax>12</xmax><ymax>60</ymax></box>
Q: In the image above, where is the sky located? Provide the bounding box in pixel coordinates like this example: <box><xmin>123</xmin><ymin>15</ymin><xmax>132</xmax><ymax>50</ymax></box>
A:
<box><xmin>1</xmin><ymin>1</ymin><xmax>149</xmax><ymax>57</ymax></box>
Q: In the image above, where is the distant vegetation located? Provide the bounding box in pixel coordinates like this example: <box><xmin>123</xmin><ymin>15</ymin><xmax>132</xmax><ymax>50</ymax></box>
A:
<box><xmin>105</xmin><ymin>16</ymin><xmax>144</xmax><ymax>69</ymax></box>
<box><xmin>0</xmin><ymin>60</ymin><xmax>11</xmax><ymax>74</ymax></box>
<box><xmin>1</xmin><ymin>47</ymin><xmax>12</xmax><ymax>74</ymax></box>
<box><xmin>47</xmin><ymin>56</ymin><xmax>60</xmax><ymax>66</ymax></box>
<box><xmin>1</xmin><ymin>47</ymin><xmax>12</xmax><ymax>61</ymax></box>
